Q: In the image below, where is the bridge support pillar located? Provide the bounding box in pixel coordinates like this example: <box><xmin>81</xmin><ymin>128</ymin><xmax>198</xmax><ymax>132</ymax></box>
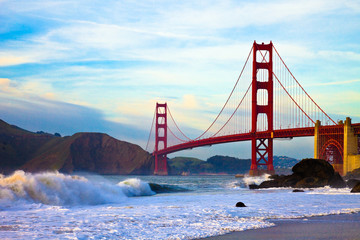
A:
<box><xmin>314</xmin><ymin>120</ymin><xmax>321</xmax><ymax>159</ymax></box>
<box><xmin>250</xmin><ymin>138</ymin><xmax>274</xmax><ymax>176</ymax></box>
<box><xmin>343</xmin><ymin>117</ymin><xmax>360</xmax><ymax>175</ymax></box>
<box><xmin>154</xmin><ymin>103</ymin><xmax>168</xmax><ymax>175</ymax></box>
<box><xmin>249</xmin><ymin>41</ymin><xmax>275</xmax><ymax>176</ymax></box>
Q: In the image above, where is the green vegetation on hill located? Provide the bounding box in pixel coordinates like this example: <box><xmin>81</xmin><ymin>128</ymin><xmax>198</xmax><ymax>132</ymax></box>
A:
<box><xmin>168</xmin><ymin>155</ymin><xmax>251</xmax><ymax>175</ymax></box>
<box><xmin>207</xmin><ymin>155</ymin><xmax>251</xmax><ymax>173</ymax></box>
<box><xmin>169</xmin><ymin>155</ymin><xmax>300</xmax><ymax>175</ymax></box>
<box><xmin>168</xmin><ymin>157</ymin><xmax>213</xmax><ymax>174</ymax></box>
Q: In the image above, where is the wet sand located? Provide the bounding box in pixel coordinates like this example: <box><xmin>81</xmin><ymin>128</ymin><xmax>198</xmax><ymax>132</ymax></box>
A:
<box><xmin>201</xmin><ymin>212</ymin><xmax>360</xmax><ymax>240</ymax></box>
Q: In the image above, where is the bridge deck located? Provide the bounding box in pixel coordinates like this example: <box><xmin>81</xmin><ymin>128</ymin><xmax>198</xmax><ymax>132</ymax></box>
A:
<box><xmin>154</xmin><ymin>123</ymin><xmax>360</xmax><ymax>156</ymax></box>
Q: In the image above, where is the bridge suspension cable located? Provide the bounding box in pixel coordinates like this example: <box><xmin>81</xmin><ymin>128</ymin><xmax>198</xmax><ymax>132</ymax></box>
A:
<box><xmin>193</xmin><ymin>45</ymin><xmax>254</xmax><ymax>140</ymax></box>
<box><xmin>211</xmin><ymin>81</ymin><xmax>253</xmax><ymax>138</ymax></box>
<box><xmin>145</xmin><ymin>108</ymin><xmax>156</xmax><ymax>152</ymax></box>
<box><xmin>272</xmin><ymin>45</ymin><xmax>337</xmax><ymax>125</ymax></box>
<box><xmin>167</xmin><ymin>106</ymin><xmax>192</xmax><ymax>141</ymax></box>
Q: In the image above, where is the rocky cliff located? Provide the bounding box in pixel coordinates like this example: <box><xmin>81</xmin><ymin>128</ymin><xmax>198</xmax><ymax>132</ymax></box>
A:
<box><xmin>0</xmin><ymin>119</ymin><xmax>154</xmax><ymax>174</ymax></box>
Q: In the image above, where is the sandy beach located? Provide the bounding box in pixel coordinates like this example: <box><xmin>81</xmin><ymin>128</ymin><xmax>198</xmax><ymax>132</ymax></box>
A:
<box><xmin>202</xmin><ymin>212</ymin><xmax>360</xmax><ymax>240</ymax></box>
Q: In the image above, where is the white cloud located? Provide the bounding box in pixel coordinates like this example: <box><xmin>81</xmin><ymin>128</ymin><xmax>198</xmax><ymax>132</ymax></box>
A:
<box><xmin>304</xmin><ymin>79</ymin><xmax>360</xmax><ymax>87</ymax></box>
<box><xmin>0</xmin><ymin>56</ymin><xmax>32</xmax><ymax>66</ymax></box>
<box><xmin>2</xmin><ymin>0</ymin><xmax>356</xmax><ymax>66</ymax></box>
<box><xmin>318</xmin><ymin>50</ymin><xmax>360</xmax><ymax>61</ymax></box>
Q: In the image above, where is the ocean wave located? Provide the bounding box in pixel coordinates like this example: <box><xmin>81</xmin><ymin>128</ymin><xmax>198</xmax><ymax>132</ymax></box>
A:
<box><xmin>0</xmin><ymin>171</ymin><xmax>154</xmax><ymax>206</ymax></box>
<box><xmin>148</xmin><ymin>183</ymin><xmax>190</xmax><ymax>193</ymax></box>
<box><xmin>243</xmin><ymin>174</ymin><xmax>271</xmax><ymax>186</ymax></box>
<box><xmin>118</xmin><ymin>178</ymin><xmax>155</xmax><ymax>196</ymax></box>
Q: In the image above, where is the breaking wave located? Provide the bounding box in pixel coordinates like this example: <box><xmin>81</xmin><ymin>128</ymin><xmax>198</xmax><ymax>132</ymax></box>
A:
<box><xmin>118</xmin><ymin>178</ymin><xmax>155</xmax><ymax>196</ymax></box>
<box><xmin>243</xmin><ymin>173</ymin><xmax>271</xmax><ymax>186</ymax></box>
<box><xmin>0</xmin><ymin>171</ymin><xmax>154</xmax><ymax>206</ymax></box>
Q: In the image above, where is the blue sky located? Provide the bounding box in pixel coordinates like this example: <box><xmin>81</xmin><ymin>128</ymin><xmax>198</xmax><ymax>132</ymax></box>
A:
<box><xmin>0</xmin><ymin>0</ymin><xmax>360</xmax><ymax>160</ymax></box>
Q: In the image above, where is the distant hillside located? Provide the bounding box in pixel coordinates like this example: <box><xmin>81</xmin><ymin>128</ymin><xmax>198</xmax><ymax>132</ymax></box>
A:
<box><xmin>0</xmin><ymin>119</ymin><xmax>154</xmax><ymax>174</ymax></box>
<box><xmin>168</xmin><ymin>155</ymin><xmax>250</xmax><ymax>175</ymax></box>
<box><xmin>169</xmin><ymin>155</ymin><xmax>299</xmax><ymax>175</ymax></box>
<box><xmin>273</xmin><ymin>156</ymin><xmax>300</xmax><ymax>169</ymax></box>
<box><xmin>168</xmin><ymin>157</ymin><xmax>213</xmax><ymax>174</ymax></box>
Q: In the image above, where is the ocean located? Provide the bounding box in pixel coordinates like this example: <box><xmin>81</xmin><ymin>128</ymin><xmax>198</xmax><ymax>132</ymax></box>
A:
<box><xmin>1</xmin><ymin>171</ymin><xmax>360</xmax><ymax>239</ymax></box>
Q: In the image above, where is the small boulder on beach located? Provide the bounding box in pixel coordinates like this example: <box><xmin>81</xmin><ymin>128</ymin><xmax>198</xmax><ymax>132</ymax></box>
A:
<box><xmin>293</xmin><ymin>189</ymin><xmax>305</xmax><ymax>192</ymax></box>
<box><xmin>235</xmin><ymin>202</ymin><xmax>247</xmax><ymax>207</ymax></box>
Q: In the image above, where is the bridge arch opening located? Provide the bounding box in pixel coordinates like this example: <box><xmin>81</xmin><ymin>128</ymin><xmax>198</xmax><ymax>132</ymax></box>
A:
<box><xmin>256</xmin><ymin>51</ymin><xmax>269</xmax><ymax>63</ymax></box>
<box><xmin>256</xmin><ymin>69</ymin><xmax>269</xmax><ymax>82</ymax></box>
<box><xmin>257</xmin><ymin>89</ymin><xmax>268</xmax><ymax>106</ymax></box>
<box><xmin>256</xmin><ymin>113</ymin><xmax>268</xmax><ymax>132</ymax></box>
<box><xmin>157</xmin><ymin>128</ymin><xmax>165</xmax><ymax>137</ymax></box>
<box><xmin>320</xmin><ymin>139</ymin><xmax>343</xmax><ymax>173</ymax></box>
<box><xmin>157</xmin><ymin>117</ymin><xmax>165</xmax><ymax>124</ymax></box>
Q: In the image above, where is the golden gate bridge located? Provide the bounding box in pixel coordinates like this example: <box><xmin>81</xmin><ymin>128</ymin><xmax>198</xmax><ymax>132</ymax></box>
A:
<box><xmin>146</xmin><ymin>41</ymin><xmax>360</xmax><ymax>176</ymax></box>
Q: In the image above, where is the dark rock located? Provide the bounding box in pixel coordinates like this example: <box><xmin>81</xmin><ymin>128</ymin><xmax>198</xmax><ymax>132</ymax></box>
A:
<box><xmin>257</xmin><ymin>174</ymin><xmax>299</xmax><ymax>188</ymax></box>
<box><xmin>235</xmin><ymin>202</ymin><xmax>247</xmax><ymax>207</ymax></box>
<box><xmin>351</xmin><ymin>182</ymin><xmax>360</xmax><ymax>193</ymax></box>
<box><xmin>329</xmin><ymin>172</ymin><xmax>347</xmax><ymax>188</ymax></box>
<box><xmin>292</xmin><ymin>158</ymin><xmax>334</xmax><ymax>179</ymax></box>
<box><xmin>347</xmin><ymin>179</ymin><xmax>360</xmax><ymax>189</ymax></box>
<box><xmin>258</xmin><ymin>180</ymin><xmax>281</xmax><ymax>188</ymax></box>
<box><xmin>295</xmin><ymin>177</ymin><xmax>327</xmax><ymax>188</ymax></box>
<box><xmin>256</xmin><ymin>158</ymin><xmax>345</xmax><ymax>189</ymax></box>
<box><xmin>248</xmin><ymin>184</ymin><xmax>259</xmax><ymax>189</ymax></box>
<box><xmin>269</xmin><ymin>174</ymin><xmax>281</xmax><ymax>180</ymax></box>
<box><xmin>293</xmin><ymin>189</ymin><xmax>304</xmax><ymax>192</ymax></box>
<box><xmin>344</xmin><ymin>167</ymin><xmax>360</xmax><ymax>180</ymax></box>
<box><xmin>282</xmin><ymin>174</ymin><xmax>302</xmax><ymax>187</ymax></box>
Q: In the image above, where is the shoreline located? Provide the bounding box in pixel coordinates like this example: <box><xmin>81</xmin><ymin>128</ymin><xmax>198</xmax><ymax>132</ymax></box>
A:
<box><xmin>201</xmin><ymin>212</ymin><xmax>360</xmax><ymax>240</ymax></box>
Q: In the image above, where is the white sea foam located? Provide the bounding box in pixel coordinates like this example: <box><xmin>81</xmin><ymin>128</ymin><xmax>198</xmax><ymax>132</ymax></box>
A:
<box><xmin>0</xmin><ymin>171</ymin><xmax>153</xmax><ymax>206</ymax></box>
<box><xmin>1</xmin><ymin>174</ymin><xmax>360</xmax><ymax>240</ymax></box>
<box><xmin>243</xmin><ymin>173</ymin><xmax>271</xmax><ymax>186</ymax></box>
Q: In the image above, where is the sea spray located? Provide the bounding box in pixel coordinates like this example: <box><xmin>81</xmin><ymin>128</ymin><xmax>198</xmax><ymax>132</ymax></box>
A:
<box><xmin>118</xmin><ymin>178</ymin><xmax>155</xmax><ymax>196</ymax></box>
<box><xmin>0</xmin><ymin>171</ymin><xmax>154</xmax><ymax>205</ymax></box>
<box><xmin>243</xmin><ymin>173</ymin><xmax>271</xmax><ymax>186</ymax></box>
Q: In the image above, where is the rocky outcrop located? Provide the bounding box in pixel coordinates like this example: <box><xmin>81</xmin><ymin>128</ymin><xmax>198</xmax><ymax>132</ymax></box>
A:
<box><xmin>0</xmin><ymin>119</ymin><xmax>154</xmax><ymax>174</ymax></box>
<box><xmin>252</xmin><ymin>159</ymin><xmax>346</xmax><ymax>189</ymax></box>
<box><xmin>344</xmin><ymin>167</ymin><xmax>360</xmax><ymax>180</ymax></box>
<box><xmin>347</xmin><ymin>179</ymin><xmax>360</xmax><ymax>188</ymax></box>
<box><xmin>351</xmin><ymin>182</ymin><xmax>360</xmax><ymax>193</ymax></box>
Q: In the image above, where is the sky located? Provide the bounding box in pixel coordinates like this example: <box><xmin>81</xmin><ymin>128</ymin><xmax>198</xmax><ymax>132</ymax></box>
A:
<box><xmin>0</xmin><ymin>0</ymin><xmax>360</xmax><ymax>160</ymax></box>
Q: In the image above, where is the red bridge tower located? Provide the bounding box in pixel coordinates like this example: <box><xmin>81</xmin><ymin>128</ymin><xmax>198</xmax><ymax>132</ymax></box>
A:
<box><xmin>250</xmin><ymin>41</ymin><xmax>275</xmax><ymax>175</ymax></box>
<box><xmin>154</xmin><ymin>103</ymin><xmax>168</xmax><ymax>175</ymax></box>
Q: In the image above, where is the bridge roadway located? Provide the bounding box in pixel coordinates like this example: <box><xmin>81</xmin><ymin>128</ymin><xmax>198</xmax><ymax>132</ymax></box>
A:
<box><xmin>155</xmin><ymin>123</ymin><xmax>360</xmax><ymax>156</ymax></box>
